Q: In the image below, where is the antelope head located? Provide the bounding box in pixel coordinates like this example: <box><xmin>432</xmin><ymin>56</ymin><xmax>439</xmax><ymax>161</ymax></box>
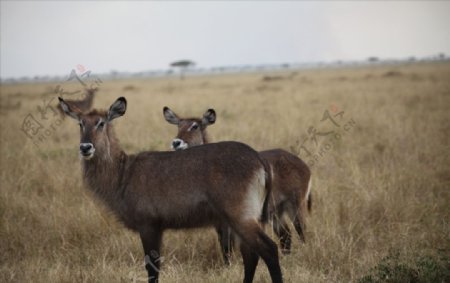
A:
<box><xmin>163</xmin><ymin>106</ymin><xmax>216</xmax><ymax>150</ymax></box>
<box><xmin>59</xmin><ymin>97</ymin><xmax>127</xmax><ymax>160</ymax></box>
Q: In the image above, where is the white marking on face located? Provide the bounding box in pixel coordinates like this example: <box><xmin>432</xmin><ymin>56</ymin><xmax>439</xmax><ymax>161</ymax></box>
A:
<box><xmin>79</xmin><ymin>143</ymin><xmax>95</xmax><ymax>160</ymax></box>
<box><xmin>79</xmin><ymin>120</ymin><xmax>85</xmax><ymax>130</ymax></box>
<box><xmin>82</xmin><ymin>153</ymin><xmax>95</xmax><ymax>160</ymax></box>
<box><xmin>171</xmin><ymin>138</ymin><xmax>188</xmax><ymax>151</ymax></box>
<box><xmin>95</xmin><ymin>118</ymin><xmax>105</xmax><ymax>129</ymax></box>
<box><xmin>187</xmin><ymin>122</ymin><xmax>199</xmax><ymax>132</ymax></box>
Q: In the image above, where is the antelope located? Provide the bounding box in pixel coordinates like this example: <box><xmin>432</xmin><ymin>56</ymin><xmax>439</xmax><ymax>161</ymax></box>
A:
<box><xmin>58</xmin><ymin>97</ymin><xmax>283</xmax><ymax>283</ymax></box>
<box><xmin>57</xmin><ymin>87</ymin><xmax>97</xmax><ymax>115</ymax></box>
<box><xmin>163</xmin><ymin>107</ymin><xmax>312</xmax><ymax>263</ymax></box>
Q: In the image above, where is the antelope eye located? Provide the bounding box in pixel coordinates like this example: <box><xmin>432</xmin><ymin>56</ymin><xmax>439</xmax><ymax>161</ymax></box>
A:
<box><xmin>98</xmin><ymin>121</ymin><xmax>105</xmax><ymax>128</ymax></box>
<box><xmin>192</xmin><ymin>124</ymin><xmax>199</xmax><ymax>130</ymax></box>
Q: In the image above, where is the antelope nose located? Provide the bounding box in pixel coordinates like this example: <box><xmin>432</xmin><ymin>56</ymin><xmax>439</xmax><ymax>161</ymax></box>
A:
<box><xmin>172</xmin><ymin>140</ymin><xmax>181</xmax><ymax>149</ymax></box>
<box><xmin>80</xmin><ymin>143</ymin><xmax>93</xmax><ymax>154</ymax></box>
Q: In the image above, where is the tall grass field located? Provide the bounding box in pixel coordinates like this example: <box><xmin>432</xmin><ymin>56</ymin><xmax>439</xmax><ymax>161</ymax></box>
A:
<box><xmin>1</xmin><ymin>62</ymin><xmax>449</xmax><ymax>282</ymax></box>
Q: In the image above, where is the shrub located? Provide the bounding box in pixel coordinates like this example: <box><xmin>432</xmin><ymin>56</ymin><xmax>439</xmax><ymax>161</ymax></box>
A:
<box><xmin>358</xmin><ymin>251</ymin><xmax>449</xmax><ymax>283</ymax></box>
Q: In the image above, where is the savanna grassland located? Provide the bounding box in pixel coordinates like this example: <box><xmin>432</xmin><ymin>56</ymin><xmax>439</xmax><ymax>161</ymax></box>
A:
<box><xmin>1</xmin><ymin>62</ymin><xmax>449</xmax><ymax>282</ymax></box>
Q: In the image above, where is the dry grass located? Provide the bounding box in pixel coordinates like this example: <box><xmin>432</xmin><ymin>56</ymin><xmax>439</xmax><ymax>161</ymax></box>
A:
<box><xmin>1</xmin><ymin>62</ymin><xmax>449</xmax><ymax>282</ymax></box>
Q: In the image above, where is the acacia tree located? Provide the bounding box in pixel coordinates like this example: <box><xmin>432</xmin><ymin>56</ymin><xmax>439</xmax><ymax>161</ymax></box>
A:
<box><xmin>170</xmin><ymin>60</ymin><xmax>195</xmax><ymax>80</ymax></box>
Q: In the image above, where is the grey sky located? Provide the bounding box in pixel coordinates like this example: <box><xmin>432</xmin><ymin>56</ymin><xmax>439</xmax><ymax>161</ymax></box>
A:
<box><xmin>1</xmin><ymin>1</ymin><xmax>449</xmax><ymax>78</ymax></box>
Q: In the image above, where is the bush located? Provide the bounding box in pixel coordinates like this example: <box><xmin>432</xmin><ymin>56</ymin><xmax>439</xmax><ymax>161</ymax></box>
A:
<box><xmin>358</xmin><ymin>251</ymin><xmax>449</xmax><ymax>283</ymax></box>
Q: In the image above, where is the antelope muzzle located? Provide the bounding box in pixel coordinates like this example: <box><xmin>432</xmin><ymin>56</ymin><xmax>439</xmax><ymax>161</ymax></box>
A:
<box><xmin>171</xmin><ymin>138</ymin><xmax>188</xmax><ymax>151</ymax></box>
<box><xmin>79</xmin><ymin>143</ymin><xmax>95</xmax><ymax>159</ymax></box>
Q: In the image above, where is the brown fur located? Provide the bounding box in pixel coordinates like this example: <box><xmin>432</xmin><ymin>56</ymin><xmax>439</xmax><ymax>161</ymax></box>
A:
<box><xmin>59</xmin><ymin>97</ymin><xmax>282</xmax><ymax>283</ymax></box>
<box><xmin>177</xmin><ymin>118</ymin><xmax>212</xmax><ymax>144</ymax></box>
<box><xmin>163</xmin><ymin>107</ymin><xmax>312</xmax><ymax>258</ymax></box>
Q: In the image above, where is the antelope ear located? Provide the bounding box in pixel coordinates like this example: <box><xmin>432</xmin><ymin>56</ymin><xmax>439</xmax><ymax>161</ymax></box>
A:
<box><xmin>107</xmin><ymin>97</ymin><xmax>127</xmax><ymax>122</ymax></box>
<box><xmin>163</xmin><ymin>106</ymin><xmax>180</xmax><ymax>125</ymax></box>
<box><xmin>58</xmin><ymin>97</ymin><xmax>80</xmax><ymax>120</ymax></box>
<box><xmin>202</xmin><ymin>108</ymin><xmax>216</xmax><ymax>126</ymax></box>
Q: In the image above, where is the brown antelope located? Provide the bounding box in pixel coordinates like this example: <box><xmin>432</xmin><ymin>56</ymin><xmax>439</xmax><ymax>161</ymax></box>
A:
<box><xmin>57</xmin><ymin>87</ymin><xmax>97</xmax><ymax>115</ymax></box>
<box><xmin>58</xmin><ymin>97</ymin><xmax>282</xmax><ymax>283</ymax></box>
<box><xmin>163</xmin><ymin>107</ymin><xmax>312</xmax><ymax>262</ymax></box>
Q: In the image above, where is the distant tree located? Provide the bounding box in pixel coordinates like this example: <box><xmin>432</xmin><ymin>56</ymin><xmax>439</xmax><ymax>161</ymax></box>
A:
<box><xmin>368</xmin><ymin>57</ymin><xmax>379</xmax><ymax>63</ymax></box>
<box><xmin>170</xmin><ymin>60</ymin><xmax>195</xmax><ymax>80</ymax></box>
